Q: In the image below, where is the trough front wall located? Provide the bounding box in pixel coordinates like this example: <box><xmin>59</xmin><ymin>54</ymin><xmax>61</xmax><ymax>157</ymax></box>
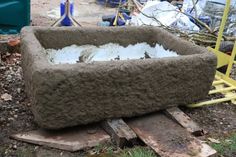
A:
<box><xmin>31</xmin><ymin>56</ymin><xmax>215</xmax><ymax>129</ymax></box>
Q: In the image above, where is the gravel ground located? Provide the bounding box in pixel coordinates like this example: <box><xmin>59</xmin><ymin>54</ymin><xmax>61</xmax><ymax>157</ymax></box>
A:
<box><xmin>0</xmin><ymin>51</ymin><xmax>35</xmax><ymax>156</ymax></box>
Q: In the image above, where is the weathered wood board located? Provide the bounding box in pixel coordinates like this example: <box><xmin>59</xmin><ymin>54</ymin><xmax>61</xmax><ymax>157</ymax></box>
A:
<box><xmin>165</xmin><ymin>107</ymin><xmax>205</xmax><ymax>136</ymax></box>
<box><xmin>102</xmin><ymin>118</ymin><xmax>137</xmax><ymax>147</ymax></box>
<box><xmin>12</xmin><ymin>124</ymin><xmax>111</xmax><ymax>152</ymax></box>
<box><xmin>126</xmin><ymin>113</ymin><xmax>216</xmax><ymax>157</ymax></box>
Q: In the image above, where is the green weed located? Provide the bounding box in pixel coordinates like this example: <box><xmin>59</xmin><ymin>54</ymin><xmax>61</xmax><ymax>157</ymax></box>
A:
<box><xmin>119</xmin><ymin>147</ymin><xmax>156</xmax><ymax>157</ymax></box>
<box><xmin>210</xmin><ymin>133</ymin><xmax>236</xmax><ymax>156</ymax></box>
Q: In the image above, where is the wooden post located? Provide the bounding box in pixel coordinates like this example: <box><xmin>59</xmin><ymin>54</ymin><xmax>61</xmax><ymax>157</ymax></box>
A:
<box><xmin>102</xmin><ymin>118</ymin><xmax>137</xmax><ymax>148</ymax></box>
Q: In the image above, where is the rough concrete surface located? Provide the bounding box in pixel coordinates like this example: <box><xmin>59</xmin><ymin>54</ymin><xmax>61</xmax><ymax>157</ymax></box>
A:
<box><xmin>21</xmin><ymin>26</ymin><xmax>217</xmax><ymax>129</ymax></box>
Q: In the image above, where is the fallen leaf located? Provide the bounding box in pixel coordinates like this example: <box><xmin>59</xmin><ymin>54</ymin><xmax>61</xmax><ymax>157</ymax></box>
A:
<box><xmin>208</xmin><ymin>137</ymin><xmax>220</xmax><ymax>144</ymax></box>
<box><xmin>225</xmin><ymin>139</ymin><xmax>232</xmax><ymax>144</ymax></box>
<box><xmin>8</xmin><ymin>38</ymin><xmax>20</xmax><ymax>47</ymax></box>
<box><xmin>1</xmin><ymin>93</ymin><xmax>12</xmax><ymax>101</ymax></box>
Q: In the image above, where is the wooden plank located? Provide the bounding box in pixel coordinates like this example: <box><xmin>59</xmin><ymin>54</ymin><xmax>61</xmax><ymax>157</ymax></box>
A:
<box><xmin>11</xmin><ymin>124</ymin><xmax>110</xmax><ymax>152</ymax></box>
<box><xmin>165</xmin><ymin>107</ymin><xmax>205</xmax><ymax>136</ymax></box>
<box><xmin>101</xmin><ymin>118</ymin><xmax>137</xmax><ymax>147</ymax></box>
<box><xmin>126</xmin><ymin>113</ymin><xmax>216</xmax><ymax>157</ymax></box>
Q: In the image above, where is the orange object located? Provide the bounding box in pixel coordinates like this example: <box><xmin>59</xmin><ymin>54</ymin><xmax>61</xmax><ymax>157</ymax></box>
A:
<box><xmin>8</xmin><ymin>38</ymin><xmax>20</xmax><ymax>47</ymax></box>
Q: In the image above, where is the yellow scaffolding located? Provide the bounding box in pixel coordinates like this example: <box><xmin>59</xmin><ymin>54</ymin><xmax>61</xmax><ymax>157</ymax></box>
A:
<box><xmin>187</xmin><ymin>0</ymin><xmax>236</xmax><ymax>108</ymax></box>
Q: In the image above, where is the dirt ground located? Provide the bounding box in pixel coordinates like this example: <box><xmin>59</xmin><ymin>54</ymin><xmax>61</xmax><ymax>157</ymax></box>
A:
<box><xmin>31</xmin><ymin>0</ymin><xmax>115</xmax><ymax>26</ymax></box>
<box><xmin>0</xmin><ymin>0</ymin><xmax>236</xmax><ymax>157</ymax></box>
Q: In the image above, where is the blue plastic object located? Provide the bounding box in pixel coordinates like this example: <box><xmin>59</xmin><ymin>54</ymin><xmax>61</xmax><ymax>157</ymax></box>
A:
<box><xmin>60</xmin><ymin>0</ymin><xmax>74</xmax><ymax>26</ymax></box>
<box><xmin>122</xmin><ymin>12</ymin><xmax>132</xmax><ymax>20</ymax></box>
<box><xmin>108</xmin><ymin>12</ymin><xmax>131</xmax><ymax>26</ymax></box>
<box><xmin>115</xmin><ymin>13</ymin><xmax>131</xmax><ymax>26</ymax></box>
<box><xmin>0</xmin><ymin>0</ymin><xmax>30</xmax><ymax>34</ymax></box>
<box><xmin>199</xmin><ymin>16</ymin><xmax>211</xmax><ymax>26</ymax></box>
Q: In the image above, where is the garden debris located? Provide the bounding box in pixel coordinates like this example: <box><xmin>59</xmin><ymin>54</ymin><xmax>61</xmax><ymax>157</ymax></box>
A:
<box><xmin>131</xmin><ymin>1</ymin><xmax>199</xmax><ymax>31</ymax></box>
<box><xmin>7</xmin><ymin>38</ymin><xmax>20</xmax><ymax>47</ymax></box>
<box><xmin>128</xmin><ymin>0</ymin><xmax>236</xmax><ymax>47</ymax></box>
<box><xmin>183</xmin><ymin>0</ymin><xmax>236</xmax><ymax>35</ymax></box>
<box><xmin>0</xmin><ymin>36</ymin><xmax>20</xmax><ymax>64</ymax></box>
<box><xmin>208</xmin><ymin>138</ymin><xmax>221</xmax><ymax>144</ymax></box>
<box><xmin>1</xmin><ymin>93</ymin><xmax>12</xmax><ymax>101</ymax></box>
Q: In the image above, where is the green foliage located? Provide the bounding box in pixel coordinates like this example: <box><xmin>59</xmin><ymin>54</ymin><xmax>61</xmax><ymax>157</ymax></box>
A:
<box><xmin>210</xmin><ymin>133</ymin><xmax>236</xmax><ymax>156</ymax></box>
<box><xmin>119</xmin><ymin>147</ymin><xmax>156</xmax><ymax>157</ymax></box>
<box><xmin>93</xmin><ymin>143</ymin><xmax>116</xmax><ymax>156</ymax></box>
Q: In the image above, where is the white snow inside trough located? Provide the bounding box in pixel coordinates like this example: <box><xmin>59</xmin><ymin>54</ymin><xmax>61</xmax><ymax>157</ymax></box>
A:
<box><xmin>46</xmin><ymin>42</ymin><xmax>179</xmax><ymax>64</ymax></box>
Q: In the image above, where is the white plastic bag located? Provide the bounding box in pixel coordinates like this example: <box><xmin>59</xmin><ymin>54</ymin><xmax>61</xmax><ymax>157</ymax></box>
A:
<box><xmin>132</xmin><ymin>1</ymin><xmax>199</xmax><ymax>31</ymax></box>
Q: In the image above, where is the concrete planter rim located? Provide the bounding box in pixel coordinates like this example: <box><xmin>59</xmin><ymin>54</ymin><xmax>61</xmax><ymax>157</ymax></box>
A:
<box><xmin>21</xmin><ymin>26</ymin><xmax>215</xmax><ymax>70</ymax></box>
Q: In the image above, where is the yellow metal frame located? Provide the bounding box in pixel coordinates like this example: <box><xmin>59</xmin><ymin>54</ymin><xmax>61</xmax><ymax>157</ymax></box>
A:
<box><xmin>187</xmin><ymin>0</ymin><xmax>236</xmax><ymax>108</ymax></box>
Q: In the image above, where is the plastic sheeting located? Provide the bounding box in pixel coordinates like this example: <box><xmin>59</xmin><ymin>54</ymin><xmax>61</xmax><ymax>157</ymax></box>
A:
<box><xmin>131</xmin><ymin>1</ymin><xmax>200</xmax><ymax>32</ymax></box>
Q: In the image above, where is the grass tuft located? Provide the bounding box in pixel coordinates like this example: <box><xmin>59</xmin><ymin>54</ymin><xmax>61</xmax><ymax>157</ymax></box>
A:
<box><xmin>210</xmin><ymin>133</ymin><xmax>236</xmax><ymax>156</ymax></box>
<box><xmin>119</xmin><ymin>147</ymin><xmax>156</xmax><ymax>157</ymax></box>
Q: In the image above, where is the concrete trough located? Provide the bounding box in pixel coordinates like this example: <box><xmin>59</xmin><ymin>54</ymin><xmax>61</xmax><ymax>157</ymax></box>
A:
<box><xmin>21</xmin><ymin>27</ymin><xmax>217</xmax><ymax>129</ymax></box>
